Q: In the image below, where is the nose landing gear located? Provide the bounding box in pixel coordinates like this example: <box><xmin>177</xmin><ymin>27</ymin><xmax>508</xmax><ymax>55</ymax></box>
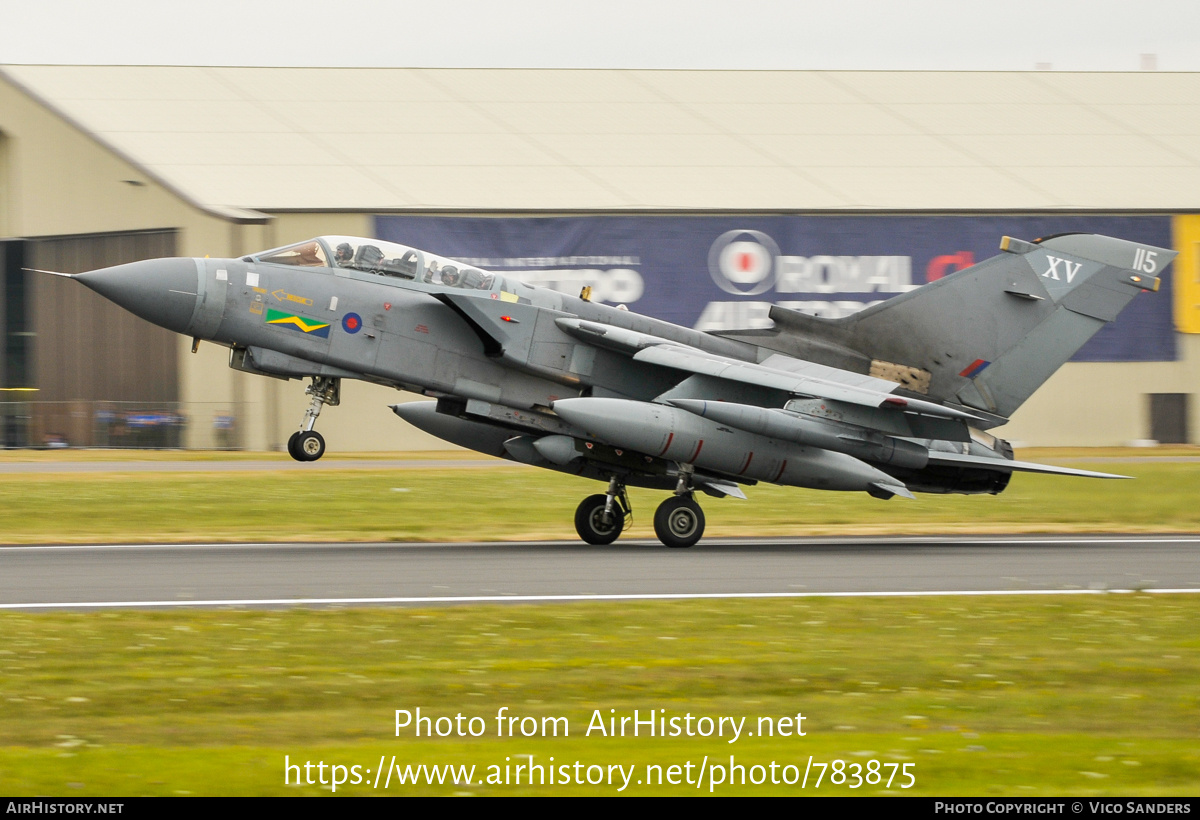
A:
<box><xmin>287</xmin><ymin>377</ymin><xmax>340</xmax><ymax>462</ymax></box>
<box><xmin>287</xmin><ymin>429</ymin><xmax>326</xmax><ymax>461</ymax></box>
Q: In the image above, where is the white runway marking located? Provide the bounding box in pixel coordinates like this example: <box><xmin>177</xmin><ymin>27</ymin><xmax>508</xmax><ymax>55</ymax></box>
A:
<box><xmin>2</xmin><ymin>587</ymin><xmax>1198</xmax><ymax>610</ymax></box>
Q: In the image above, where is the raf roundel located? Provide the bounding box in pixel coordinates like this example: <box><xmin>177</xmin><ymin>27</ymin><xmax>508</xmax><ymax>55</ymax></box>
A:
<box><xmin>342</xmin><ymin>312</ymin><xmax>363</xmax><ymax>334</ymax></box>
<box><xmin>707</xmin><ymin>229</ymin><xmax>781</xmax><ymax>296</ymax></box>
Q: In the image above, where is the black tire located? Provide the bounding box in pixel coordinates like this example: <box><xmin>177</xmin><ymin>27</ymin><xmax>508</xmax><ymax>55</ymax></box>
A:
<box><xmin>574</xmin><ymin>494</ymin><xmax>622</xmax><ymax>545</ymax></box>
<box><xmin>653</xmin><ymin>496</ymin><xmax>705</xmax><ymax>549</ymax></box>
<box><xmin>296</xmin><ymin>430</ymin><xmax>325</xmax><ymax>462</ymax></box>
<box><xmin>286</xmin><ymin>431</ymin><xmax>303</xmax><ymax>461</ymax></box>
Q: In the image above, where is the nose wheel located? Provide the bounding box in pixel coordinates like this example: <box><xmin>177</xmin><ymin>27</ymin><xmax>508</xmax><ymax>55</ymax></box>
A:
<box><xmin>287</xmin><ymin>430</ymin><xmax>326</xmax><ymax>462</ymax></box>
<box><xmin>287</xmin><ymin>377</ymin><xmax>340</xmax><ymax>462</ymax></box>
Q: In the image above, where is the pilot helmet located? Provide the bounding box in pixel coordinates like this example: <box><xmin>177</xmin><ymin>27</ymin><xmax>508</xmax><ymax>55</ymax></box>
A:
<box><xmin>335</xmin><ymin>243</ymin><xmax>354</xmax><ymax>262</ymax></box>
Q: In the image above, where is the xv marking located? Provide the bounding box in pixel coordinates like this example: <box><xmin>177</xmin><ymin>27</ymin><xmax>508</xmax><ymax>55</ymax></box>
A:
<box><xmin>1042</xmin><ymin>255</ymin><xmax>1082</xmax><ymax>283</ymax></box>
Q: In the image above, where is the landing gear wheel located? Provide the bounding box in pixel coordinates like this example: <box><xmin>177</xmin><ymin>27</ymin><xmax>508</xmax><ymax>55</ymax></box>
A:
<box><xmin>288</xmin><ymin>377</ymin><xmax>339</xmax><ymax>462</ymax></box>
<box><xmin>574</xmin><ymin>494</ymin><xmax>623</xmax><ymax>545</ymax></box>
<box><xmin>295</xmin><ymin>430</ymin><xmax>326</xmax><ymax>462</ymax></box>
<box><xmin>286</xmin><ymin>431</ymin><xmax>303</xmax><ymax>461</ymax></box>
<box><xmin>654</xmin><ymin>495</ymin><xmax>705</xmax><ymax>549</ymax></box>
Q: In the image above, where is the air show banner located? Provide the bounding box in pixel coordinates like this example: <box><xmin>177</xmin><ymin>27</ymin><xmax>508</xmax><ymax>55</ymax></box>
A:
<box><xmin>376</xmin><ymin>215</ymin><xmax>1176</xmax><ymax>362</ymax></box>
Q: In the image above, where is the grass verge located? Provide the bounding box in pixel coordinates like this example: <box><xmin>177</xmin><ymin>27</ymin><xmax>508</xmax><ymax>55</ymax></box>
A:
<box><xmin>1</xmin><ymin>595</ymin><xmax>1198</xmax><ymax>795</ymax></box>
<box><xmin>0</xmin><ymin>455</ymin><xmax>1199</xmax><ymax>543</ymax></box>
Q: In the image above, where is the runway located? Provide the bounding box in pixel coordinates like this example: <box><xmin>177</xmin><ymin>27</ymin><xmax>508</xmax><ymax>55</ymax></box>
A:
<box><xmin>1</xmin><ymin>534</ymin><xmax>1198</xmax><ymax>609</ymax></box>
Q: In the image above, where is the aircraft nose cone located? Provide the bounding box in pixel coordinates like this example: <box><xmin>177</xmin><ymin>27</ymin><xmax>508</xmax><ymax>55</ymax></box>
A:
<box><xmin>76</xmin><ymin>258</ymin><xmax>199</xmax><ymax>334</ymax></box>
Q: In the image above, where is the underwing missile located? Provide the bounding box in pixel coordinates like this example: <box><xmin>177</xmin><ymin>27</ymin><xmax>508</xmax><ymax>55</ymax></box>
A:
<box><xmin>668</xmin><ymin>399</ymin><xmax>930</xmax><ymax>470</ymax></box>
<box><xmin>390</xmin><ymin>402</ymin><xmax>514</xmax><ymax>457</ymax></box>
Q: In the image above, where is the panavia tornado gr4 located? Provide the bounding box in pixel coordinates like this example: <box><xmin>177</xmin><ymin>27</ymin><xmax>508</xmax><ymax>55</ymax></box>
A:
<box><xmin>51</xmin><ymin>232</ymin><xmax>1173</xmax><ymax>547</ymax></box>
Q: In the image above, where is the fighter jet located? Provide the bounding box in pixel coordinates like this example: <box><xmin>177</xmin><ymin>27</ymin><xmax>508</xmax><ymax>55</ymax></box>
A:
<box><xmin>53</xmin><ymin>232</ymin><xmax>1173</xmax><ymax>547</ymax></box>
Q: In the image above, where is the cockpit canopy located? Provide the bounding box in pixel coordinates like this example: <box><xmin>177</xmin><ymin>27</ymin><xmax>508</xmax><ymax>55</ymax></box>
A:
<box><xmin>253</xmin><ymin>236</ymin><xmax>500</xmax><ymax>293</ymax></box>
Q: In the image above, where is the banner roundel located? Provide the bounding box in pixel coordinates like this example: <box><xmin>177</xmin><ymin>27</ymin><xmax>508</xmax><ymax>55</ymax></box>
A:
<box><xmin>342</xmin><ymin>312</ymin><xmax>363</xmax><ymax>334</ymax></box>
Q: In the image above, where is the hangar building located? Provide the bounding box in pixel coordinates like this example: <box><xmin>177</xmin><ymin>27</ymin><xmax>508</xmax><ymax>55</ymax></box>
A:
<box><xmin>0</xmin><ymin>66</ymin><xmax>1198</xmax><ymax>450</ymax></box>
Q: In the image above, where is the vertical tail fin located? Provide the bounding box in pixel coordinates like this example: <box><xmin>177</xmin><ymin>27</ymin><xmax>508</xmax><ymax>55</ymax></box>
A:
<box><xmin>800</xmin><ymin>234</ymin><xmax>1173</xmax><ymax>420</ymax></box>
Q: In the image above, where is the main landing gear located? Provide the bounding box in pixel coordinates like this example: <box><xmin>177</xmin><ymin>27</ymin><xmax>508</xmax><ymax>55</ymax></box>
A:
<box><xmin>653</xmin><ymin>494</ymin><xmax>705</xmax><ymax>549</ymax></box>
<box><xmin>653</xmin><ymin>467</ymin><xmax>705</xmax><ymax>549</ymax></box>
<box><xmin>572</xmin><ymin>471</ymin><xmax>707</xmax><ymax>549</ymax></box>
<box><xmin>287</xmin><ymin>376</ymin><xmax>340</xmax><ymax>462</ymax></box>
<box><xmin>574</xmin><ymin>477</ymin><xmax>631</xmax><ymax>545</ymax></box>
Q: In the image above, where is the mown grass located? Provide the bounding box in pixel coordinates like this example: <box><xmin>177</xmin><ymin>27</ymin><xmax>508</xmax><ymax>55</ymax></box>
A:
<box><xmin>1</xmin><ymin>596</ymin><xmax>1197</xmax><ymax>795</ymax></box>
<box><xmin>0</xmin><ymin>453</ymin><xmax>1199</xmax><ymax>543</ymax></box>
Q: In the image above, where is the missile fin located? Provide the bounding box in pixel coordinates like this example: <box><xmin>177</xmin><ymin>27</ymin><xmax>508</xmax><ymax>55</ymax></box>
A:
<box><xmin>868</xmin><ymin>482</ymin><xmax>915</xmax><ymax>500</ymax></box>
<box><xmin>696</xmin><ymin>477</ymin><xmax>747</xmax><ymax>500</ymax></box>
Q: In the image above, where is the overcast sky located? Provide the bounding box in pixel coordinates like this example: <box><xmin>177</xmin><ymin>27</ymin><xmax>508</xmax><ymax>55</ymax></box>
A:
<box><xmin>2</xmin><ymin>0</ymin><xmax>1198</xmax><ymax>71</ymax></box>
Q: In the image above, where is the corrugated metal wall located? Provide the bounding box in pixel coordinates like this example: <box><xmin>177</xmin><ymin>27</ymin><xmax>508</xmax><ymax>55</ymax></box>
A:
<box><xmin>29</xmin><ymin>230</ymin><xmax>178</xmax><ymax>444</ymax></box>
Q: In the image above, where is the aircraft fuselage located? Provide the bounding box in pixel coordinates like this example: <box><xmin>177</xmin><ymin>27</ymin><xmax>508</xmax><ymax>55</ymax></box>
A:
<box><xmin>68</xmin><ymin>231</ymin><xmax>1164</xmax><ymax>547</ymax></box>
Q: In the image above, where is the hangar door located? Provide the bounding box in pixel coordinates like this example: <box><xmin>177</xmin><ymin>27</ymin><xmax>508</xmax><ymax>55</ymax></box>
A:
<box><xmin>27</xmin><ymin>229</ymin><xmax>179</xmax><ymax>444</ymax></box>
